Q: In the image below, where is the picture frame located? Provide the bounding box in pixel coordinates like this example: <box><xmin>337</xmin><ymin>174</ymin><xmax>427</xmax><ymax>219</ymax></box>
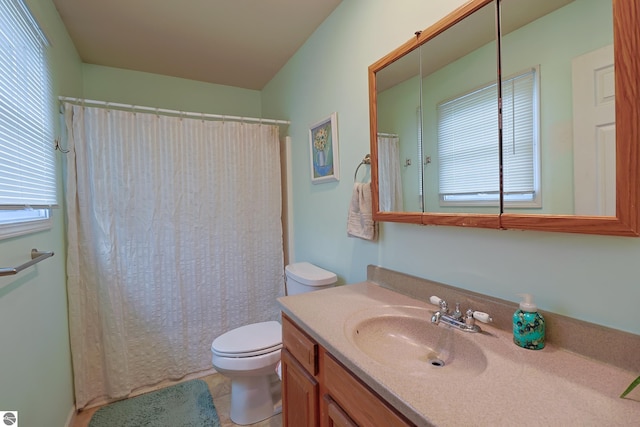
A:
<box><xmin>309</xmin><ymin>112</ymin><xmax>339</xmax><ymax>184</ymax></box>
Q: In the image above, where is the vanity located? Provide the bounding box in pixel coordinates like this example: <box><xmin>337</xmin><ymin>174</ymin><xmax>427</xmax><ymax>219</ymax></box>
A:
<box><xmin>278</xmin><ymin>266</ymin><xmax>640</xmax><ymax>426</ymax></box>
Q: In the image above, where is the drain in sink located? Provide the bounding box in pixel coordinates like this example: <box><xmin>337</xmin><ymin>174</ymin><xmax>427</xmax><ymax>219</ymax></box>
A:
<box><xmin>428</xmin><ymin>358</ymin><xmax>445</xmax><ymax>367</ymax></box>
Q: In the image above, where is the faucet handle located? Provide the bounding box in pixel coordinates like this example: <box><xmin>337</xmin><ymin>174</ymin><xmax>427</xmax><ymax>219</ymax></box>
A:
<box><xmin>429</xmin><ymin>296</ymin><xmax>449</xmax><ymax>314</ymax></box>
<box><xmin>429</xmin><ymin>295</ymin><xmax>443</xmax><ymax>306</ymax></box>
<box><xmin>472</xmin><ymin>311</ymin><xmax>492</xmax><ymax>324</ymax></box>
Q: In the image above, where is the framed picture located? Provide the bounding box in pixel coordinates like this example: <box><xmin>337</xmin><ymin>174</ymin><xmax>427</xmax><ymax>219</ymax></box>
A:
<box><xmin>309</xmin><ymin>112</ymin><xmax>339</xmax><ymax>184</ymax></box>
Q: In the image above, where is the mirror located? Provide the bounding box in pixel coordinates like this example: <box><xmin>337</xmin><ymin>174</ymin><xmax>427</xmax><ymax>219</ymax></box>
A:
<box><xmin>420</xmin><ymin>2</ymin><xmax>498</xmax><ymax>215</ymax></box>
<box><xmin>369</xmin><ymin>0</ymin><xmax>640</xmax><ymax>235</ymax></box>
<box><xmin>500</xmin><ymin>0</ymin><xmax>614</xmax><ymax>216</ymax></box>
<box><xmin>376</xmin><ymin>47</ymin><xmax>423</xmax><ymax>213</ymax></box>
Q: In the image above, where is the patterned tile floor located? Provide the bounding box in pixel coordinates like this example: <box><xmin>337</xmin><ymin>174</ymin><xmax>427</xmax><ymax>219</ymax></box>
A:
<box><xmin>71</xmin><ymin>373</ymin><xmax>282</xmax><ymax>427</ymax></box>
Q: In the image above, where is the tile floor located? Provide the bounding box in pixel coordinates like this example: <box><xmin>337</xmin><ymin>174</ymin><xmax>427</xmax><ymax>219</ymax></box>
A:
<box><xmin>70</xmin><ymin>373</ymin><xmax>282</xmax><ymax>427</ymax></box>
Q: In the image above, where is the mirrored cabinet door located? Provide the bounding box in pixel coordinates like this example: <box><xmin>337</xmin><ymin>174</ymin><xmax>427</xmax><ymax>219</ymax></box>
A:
<box><xmin>499</xmin><ymin>0</ymin><xmax>615</xmax><ymax>217</ymax></box>
<box><xmin>420</xmin><ymin>1</ymin><xmax>498</xmax><ymax>215</ymax></box>
<box><xmin>376</xmin><ymin>48</ymin><xmax>423</xmax><ymax>213</ymax></box>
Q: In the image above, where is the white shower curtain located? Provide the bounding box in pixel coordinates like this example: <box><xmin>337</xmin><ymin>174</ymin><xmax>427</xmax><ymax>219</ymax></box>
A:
<box><xmin>64</xmin><ymin>104</ymin><xmax>284</xmax><ymax>408</ymax></box>
<box><xmin>377</xmin><ymin>135</ymin><xmax>404</xmax><ymax>211</ymax></box>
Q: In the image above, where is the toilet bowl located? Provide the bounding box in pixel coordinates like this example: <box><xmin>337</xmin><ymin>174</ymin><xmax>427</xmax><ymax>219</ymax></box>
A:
<box><xmin>211</xmin><ymin>321</ymin><xmax>282</xmax><ymax>425</ymax></box>
<box><xmin>211</xmin><ymin>262</ymin><xmax>337</xmax><ymax>425</ymax></box>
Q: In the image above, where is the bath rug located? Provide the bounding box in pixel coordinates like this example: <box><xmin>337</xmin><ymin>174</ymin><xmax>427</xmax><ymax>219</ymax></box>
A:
<box><xmin>88</xmin><ymin>379</ymin><xmax>220</xmax><ymax>427</ymax></box>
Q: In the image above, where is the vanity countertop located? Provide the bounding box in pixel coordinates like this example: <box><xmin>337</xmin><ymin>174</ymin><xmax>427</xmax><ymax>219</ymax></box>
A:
<box><xmin>278</xmin><ymin>281</ymin><xmax>640</xmax><ymax>427</ymax></box>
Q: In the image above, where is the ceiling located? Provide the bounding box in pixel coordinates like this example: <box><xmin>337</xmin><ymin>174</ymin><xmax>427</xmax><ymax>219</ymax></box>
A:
<box><xmin>52</xmin><ymin>0</ymin><xmax>342</xmax><ymax>90</ymax></box>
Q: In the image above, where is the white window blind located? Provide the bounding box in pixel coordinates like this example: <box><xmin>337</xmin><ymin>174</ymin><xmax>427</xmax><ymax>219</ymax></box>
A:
<box><xmin>502</xmin><ymin>70</ymin><xmax>536</xmax><ymax>197</ymax></box>
<box><xmin>0</xmin><ymin>0</ymin><xmax>56</xmax><ymax>209</ymax></box>
<box><xmin>438</xmin><ymin>68</ymin><xmax>538</xmax><ymax>205</ymax></box>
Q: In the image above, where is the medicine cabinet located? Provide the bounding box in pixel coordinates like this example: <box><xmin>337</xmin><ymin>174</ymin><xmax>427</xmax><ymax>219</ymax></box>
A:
<box><xmin>368</xmin><ymin>0</ymin><xmax>640</xmax><ymax>236</ymax></box>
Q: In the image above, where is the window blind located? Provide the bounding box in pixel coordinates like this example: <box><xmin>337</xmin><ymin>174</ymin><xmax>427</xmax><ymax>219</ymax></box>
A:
<box><xmin>502</xmin><ymin>71</ymin><xmax>536</xmax><ymax>195</ymax></box>
<box><xmin>438</xmin><ymin>84</ymin><xmax>500</xmax><ymax>197</ymax></box>
<box><xmin>0</xmin><ymin>0</ymin><xmax>56</xmax><ymax>208</ymax></box>
<box><xmin>437</xmin><ymin>69</ymin><xmax>537</xmax><ymax>203</ymax></box>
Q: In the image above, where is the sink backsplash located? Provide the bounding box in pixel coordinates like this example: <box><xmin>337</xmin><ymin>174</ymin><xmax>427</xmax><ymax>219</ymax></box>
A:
<box><xmin>367</xmin><ymin>265</ymin><xmax>640</xmax><ymax>373</ymax></box>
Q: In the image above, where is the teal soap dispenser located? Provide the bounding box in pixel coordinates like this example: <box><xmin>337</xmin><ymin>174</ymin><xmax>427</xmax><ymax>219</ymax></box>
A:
<box><xmin>513</xmin><ymin>294</ymin><xmax>545</xmax><ymax>350</ymax></box>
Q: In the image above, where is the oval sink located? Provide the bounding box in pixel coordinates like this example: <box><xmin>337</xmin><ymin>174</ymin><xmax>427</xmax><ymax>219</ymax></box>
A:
<box><xmin>344</xmin><ymin>305</ymin><xmax>488</xmax><ymax>377</ymax></box>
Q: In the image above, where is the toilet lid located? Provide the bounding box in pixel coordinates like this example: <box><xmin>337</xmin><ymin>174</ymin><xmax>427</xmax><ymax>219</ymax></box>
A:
<box><xmin>211</xmin><ymin>321</ymin><xmax>282</xmax><ymax>357</ymax></box>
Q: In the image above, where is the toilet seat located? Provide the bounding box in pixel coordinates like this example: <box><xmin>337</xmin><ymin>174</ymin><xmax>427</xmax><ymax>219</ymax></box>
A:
<box><xmin>211</xmin><ymin>321</ymin><xmax>282</xmax><ymax>358</ymax></box>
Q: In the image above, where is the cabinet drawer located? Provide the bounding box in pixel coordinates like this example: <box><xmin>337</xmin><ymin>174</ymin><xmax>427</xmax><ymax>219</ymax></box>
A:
<box><xmin>282</xmin><ymin>314</ymin><xmax>318</xmax><ymax>375</ymax></box>
<box><xmin>323</xmin><ymin>351</ymin><xmax>414</xmax><ymax>427</ymax></box>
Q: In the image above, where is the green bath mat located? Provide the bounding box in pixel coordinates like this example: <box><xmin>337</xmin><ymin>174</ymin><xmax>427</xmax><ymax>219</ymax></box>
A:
<box><xmin>88</xmin><ymin>379</ymin><xmax>220</xmax><ymax>427</ymax></box>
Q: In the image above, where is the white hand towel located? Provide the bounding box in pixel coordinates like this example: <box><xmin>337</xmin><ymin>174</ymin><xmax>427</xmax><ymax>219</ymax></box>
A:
<box><xmin>347</xmin><ymin>182</ymin><xmax>377</xmax><ymax>241</ymax></box>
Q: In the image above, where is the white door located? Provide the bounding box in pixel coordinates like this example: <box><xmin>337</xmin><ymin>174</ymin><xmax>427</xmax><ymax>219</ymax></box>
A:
<box><xmin>572</xmin><ymin>44</ymin><xmax>615</xmax><ymax>216</ymax></box>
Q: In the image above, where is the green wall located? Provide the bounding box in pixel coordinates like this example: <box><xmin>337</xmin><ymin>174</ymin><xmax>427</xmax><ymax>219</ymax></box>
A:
<box><xmin>262</xmin><ymin>0</ymin><xmax>640</xmax><ymax>336</ymax></box>
<box><xmin>82</xmin><ymin>64</ymin><xmax>262</xmax><ymax>117</ymax></box>
<box><xmin>0</xmin><ymin>1</ymin><xmax>82</xmax><ymax>427</ymax></box>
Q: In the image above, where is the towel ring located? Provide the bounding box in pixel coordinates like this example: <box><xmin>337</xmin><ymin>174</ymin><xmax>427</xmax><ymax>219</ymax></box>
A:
<box><xmin>354</xmin><ymin>154</ymin><xmax>371</xmax><ymax>182</ymax></box>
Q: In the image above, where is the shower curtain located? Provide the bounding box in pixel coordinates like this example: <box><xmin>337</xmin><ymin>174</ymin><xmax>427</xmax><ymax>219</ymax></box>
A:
<box><xmin>64</xmin><ymin>104</ymin><xmax>284</xmax><ymax>408</ymax></box>
<box><xmin>377</xmin><ymin>135</ymin><xmax>404</xmax><ymax>211</ymax></box>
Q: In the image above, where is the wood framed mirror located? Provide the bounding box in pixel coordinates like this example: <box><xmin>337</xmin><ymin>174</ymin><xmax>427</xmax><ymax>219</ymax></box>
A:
<box><xmin>368</xmin><ymin>0</ymin><xmax>640</xmax><ymax>236</ymax></box>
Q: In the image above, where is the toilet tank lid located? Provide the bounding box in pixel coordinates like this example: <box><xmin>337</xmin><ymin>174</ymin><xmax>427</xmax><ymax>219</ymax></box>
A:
<box><xmin>285</xmin><ymin>262</ymin><xmax>337</xmax><ymax>286</ymax></box>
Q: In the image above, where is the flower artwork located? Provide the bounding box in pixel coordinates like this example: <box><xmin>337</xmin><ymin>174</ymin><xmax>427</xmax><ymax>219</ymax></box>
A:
<box><xmin>309</xmin><ymin>113</ymin><xmax>339</xmax><ymax>183</ymax></box>
<box><xmin>314</xmin><ymin>126</ymin><xmax>329</xmax><ymax>167</ymax></box>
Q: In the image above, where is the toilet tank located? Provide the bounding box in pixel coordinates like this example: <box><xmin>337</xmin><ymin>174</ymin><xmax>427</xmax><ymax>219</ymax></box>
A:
<box><xmin>285</xmin><ymin>262</ymin><xmax>337</xmax><ymax>295</ymax></box>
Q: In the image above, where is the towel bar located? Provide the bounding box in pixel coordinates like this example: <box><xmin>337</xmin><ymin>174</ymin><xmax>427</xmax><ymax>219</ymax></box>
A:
<box><xmin>0</xmin><ymin>249</ymin><xmax>54</xmax><ymax>277</ymax></box>
<box><xmin>354</xmin><ymin>154</ymin><xmax>371</xmax><ymax>182</ymax></box>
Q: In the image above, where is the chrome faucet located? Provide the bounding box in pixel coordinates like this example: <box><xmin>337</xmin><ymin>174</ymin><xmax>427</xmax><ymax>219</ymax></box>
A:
<box><xmin>429</xmin><ymin>296</ymin><xmax>492</xmax><ymax>333</ymax></box>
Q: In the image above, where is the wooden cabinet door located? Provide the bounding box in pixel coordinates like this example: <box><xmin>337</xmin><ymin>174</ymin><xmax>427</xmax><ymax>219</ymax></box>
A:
<box><xmin>322</xmin><ymin>350</ymin><xmax>414</xmax><ymax>427</ymax></box>
<box><xmin>323</xmin><ymin>395</ymin><xmax>358</xmax><ymax>427</ymax></box>
<box><xmin>282</xmin><ymin>348</ymin><xmax>318</xmax><ymax>427</ymax></box>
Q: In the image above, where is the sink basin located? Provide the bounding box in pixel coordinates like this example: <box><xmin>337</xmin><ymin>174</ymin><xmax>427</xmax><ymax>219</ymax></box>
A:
<box><xmin>344</xmin><ymin>305</ymin><xmax>488</xmax><ymax>377</ymax></box>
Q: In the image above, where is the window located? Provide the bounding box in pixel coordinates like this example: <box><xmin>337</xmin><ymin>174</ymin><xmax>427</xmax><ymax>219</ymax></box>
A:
<box><xmin>0</xmin><ymin>0</ymin><xmax>56</xmax><ymax>239</ymax></box>
<box><xmin>437</xmin><ymin>68</ymin><xmax>540</xmax><ymax>207</ymax></box>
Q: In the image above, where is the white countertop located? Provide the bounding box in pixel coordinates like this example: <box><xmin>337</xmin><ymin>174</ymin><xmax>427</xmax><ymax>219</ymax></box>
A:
<box><xmin>278</xmin><ymin>281</ymin><xmax>640</xmax><ymax>427</ymax></box>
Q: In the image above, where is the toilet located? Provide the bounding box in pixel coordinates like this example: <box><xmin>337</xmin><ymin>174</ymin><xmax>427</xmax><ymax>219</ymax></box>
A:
<box><xmin>210</xmin><ymin>262</ymin><xmax>337</xmax><ymax>425</ymax></box>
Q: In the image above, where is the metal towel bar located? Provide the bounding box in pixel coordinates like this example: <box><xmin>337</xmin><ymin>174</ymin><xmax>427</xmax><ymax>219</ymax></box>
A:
<box><xmin>354</xmin><ymin>154</ymin><xmax>371</xmax><ymax>182</ymax></box>
<box><xmin>0</xmin><ymin>249</ymin><xmax>54</xmax><ymax>277</ymax></box>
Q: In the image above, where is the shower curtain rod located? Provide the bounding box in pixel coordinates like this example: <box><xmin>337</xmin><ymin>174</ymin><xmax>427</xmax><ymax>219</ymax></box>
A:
<box><xmin>58</xmin><ymin>96</ymin><xmax>291</xmax><ymax>126</ymax></box>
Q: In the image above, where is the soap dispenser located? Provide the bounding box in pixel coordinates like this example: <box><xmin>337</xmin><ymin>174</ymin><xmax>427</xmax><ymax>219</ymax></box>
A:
<box><xmin>513</xmin><ymin>294</ymin><xmax>545</xmax><ymax>350</ymax></box>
